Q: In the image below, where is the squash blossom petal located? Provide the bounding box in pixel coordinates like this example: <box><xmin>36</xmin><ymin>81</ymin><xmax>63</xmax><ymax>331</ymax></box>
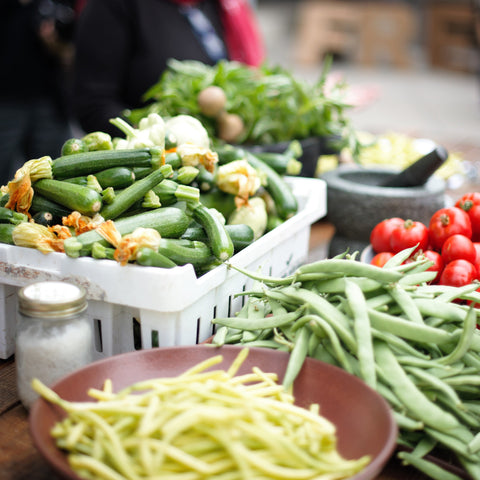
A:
<box><xmin>177</xmin><ymin>144</ymin><xmax>218</xmax><ymax>173</ymax></box>
<box><xmin>115</xmin><ymin>227</ymin><xmax>162</xmax><ymax>265</ymax></box>
<box><xmin>12</xmin><ymin>222</ymin><xmax>61</xmax><ymax>253</ymax></box>
<box><xmin>5</xmin><ymin>156</ymin><xmax>53</xmax><ymax>216</ymax></box>
<box><xmin>217</xmin><ymin>160</ymin><xmax>261</xmax><ymax>206</ymax></box>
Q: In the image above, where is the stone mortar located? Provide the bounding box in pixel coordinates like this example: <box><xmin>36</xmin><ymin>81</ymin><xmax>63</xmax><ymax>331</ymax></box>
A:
<box><xmin>321</xmin><ymin>165</ymin><xmax>447</xmax><ymax>255</ymax></box>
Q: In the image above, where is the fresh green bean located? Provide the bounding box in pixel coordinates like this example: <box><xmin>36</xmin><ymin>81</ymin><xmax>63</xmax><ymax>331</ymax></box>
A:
<box><xmin>393</xmin><ymin>412</ymin><xmax>424</xmax><ymax>431</ymax></box>
<box><xmin>365</xmin><ymin>293</ymin><xmax>394</xmax><ymax>310</ymax></box>
<box><xmin>282</xmin><ymin>326</ymin><xmax>310</xmax><ymax>390</ymax></box>
<box><xmin>413</xmin><ymin>298</ymin><xmax>468</xmax><ymax>323</ymax></box>
<box><xmin>397</xmin><ymin>271</ymin><xmax>438</xmax><ymax>286</ymax></box>
<box><xmin>424</xmin><ymin>427</ymin><xmax>477</xmax><ymax>461</ymax></box>
<box><xmin>397</xmin><ymin>451</ymin><xmax>464</xmax><ymax>480</ymax></box>
<box><xmin>383</xmin><ymin>245</ymin><xmax>419</xmax><ymax>267</ymax></box>
<box><xmin>436</xmin><ymin>283</ymin><xmax>480</xmax><ymax>303</ymax></box>
<box><xmin>313</xmin><ymin>276</ymin><xmax>383</xmax><ymax>294</ymax></box>
<box><xmin>368</xmin><ymin>309</ymin><xmax>453</xmax><ymax>346</ymax></box>
<box><xmin>345</xmin><ymin>279</ymin><xmax>376</xmax><ymax>388</ymax></box>
<box><xmin>296</xmin><ymin>258</ymin><xmax>403</xmax><ymax>283</ymax></box>
<box><xmin>307</xmin><ymin>315</ymin><xmax>354</xmax><ymax>374</ymax></box>
<box><xmin>387</xmin><ymin>284</ymin><xmax>424</xmax><ymax>324</ymax></box>
<box><xmin>374</xmin><ymin>341</ymin><xmax>459</xmax><ymax>431</ymax></box>
<box><xmin>468</xmin><ymin>432</ymin><xmax>480</xmax><ymax>454</ymax></box>
<box><xmin>405</xmin><ymin>366</ymin><xmax>463</xmax><ymax>409</ymax></box>
<box><xmin>275</xmin><ymin>286</ymin><xmax>357</xmax><ymax>352</ymax></box>
<box><xmin>410</xmin><ymin>436</ymin><xmax>437</xmax><ymax>458</ymax></box>
<box><xmin>212</xmin><ymin>309</ymin><xmax>303</xmax><ymax>332</ymax></box>
<box><xmin>212</xmin><ymin>326</ymin><xmax>228</xmax><ymax>346</ymax></box>
<box><xmin>438</xmin><ymin>307</ymin><xmax>477</xmax><ymax>365</ymax></box>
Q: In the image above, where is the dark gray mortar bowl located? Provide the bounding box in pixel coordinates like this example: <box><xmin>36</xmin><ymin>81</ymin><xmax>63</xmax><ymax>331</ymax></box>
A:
<box><xmin>321</xmin><ymin>165</ymin><xmax>447</xmax><ymax>257</ymax></box>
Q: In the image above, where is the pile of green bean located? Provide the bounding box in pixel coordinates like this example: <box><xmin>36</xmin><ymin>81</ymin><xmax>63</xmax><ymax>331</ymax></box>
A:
<box><xmin>213</xmin><ymin>247</ymin><xmax>480</xmax><ymax>480</ymax></box>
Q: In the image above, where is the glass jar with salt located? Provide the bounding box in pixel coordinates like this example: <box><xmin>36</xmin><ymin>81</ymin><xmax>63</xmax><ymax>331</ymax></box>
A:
<box><xmin>15</xmin><ymin>281</ymin><xmax>93</xmax><ymax>409</ymax></box>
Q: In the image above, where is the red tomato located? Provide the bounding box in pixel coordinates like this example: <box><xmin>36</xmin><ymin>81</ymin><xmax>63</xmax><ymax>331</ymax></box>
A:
<box><xmin>439</xmin><ymin>259</ymin><xmax>477</xmax><ymax>287</ymax></box>
<box><xmin>370</xmin><ymin>217</ymin><xmax>404</xmax><ymax>253</ymax></box>
<box><xmin>474</xmin><ymin>242</ymin><xmax>480</xmax><ymax>263</ymax></box>
<box><xmin>466</xmin><ymin>205</ymin><xmax>480</xmax><ymax>242</ymax></box>
<box><xmin>456</xmin><ymin>193</ymin><xmax>480</xmax><ymax>242</ymax></box>
<box><xmin>428</xmin><ymin>207</ymin><xmax>472</xmax><ymax>251</ymax></box>
<box><xmin>455</xmin><ymin>192</ymin><xmax>480</xmax><ymax>210</ymax></box>
<box><xmin>441</xmin><ymin>234</ymin><xmax>477</xmax><ymax>264</ymax></box>
<box><xmin>389</xmin><ymin>219</ymin><xmax>429</xmax><ymax>254</ymax></box>
<box><xmin>421</xmin><ymin>250</ymin><xmax>444</xmax><ymax>284</ymax></box>
<box><xmin>370</xmin><ymin>251</ymin><xmax>394</xmax><ymax>267</ymax></box>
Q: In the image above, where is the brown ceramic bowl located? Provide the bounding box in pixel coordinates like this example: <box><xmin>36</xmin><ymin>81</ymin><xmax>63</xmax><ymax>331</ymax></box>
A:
<box><xmin>29</xmin><ymin>345</ymin><xmax>397</xmax><ymax>480</ymax></box>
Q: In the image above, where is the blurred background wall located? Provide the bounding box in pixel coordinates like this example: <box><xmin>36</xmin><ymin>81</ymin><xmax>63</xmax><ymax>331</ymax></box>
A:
<box><xmin>254</xmin><ymin>0</ymin><xmax>480</xmax><ymax>150</ymax></box>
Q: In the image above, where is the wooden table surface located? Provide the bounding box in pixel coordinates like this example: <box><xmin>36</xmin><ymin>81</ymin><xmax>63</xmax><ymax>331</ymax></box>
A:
<box><xmin>1</xmin><ymin>139</ymin><xmax>478</xmax><ymax>480</ymax></box>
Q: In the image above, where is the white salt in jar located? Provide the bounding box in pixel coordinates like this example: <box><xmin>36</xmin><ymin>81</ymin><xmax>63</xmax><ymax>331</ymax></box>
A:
<box><xmin>15</xmin><ymin>281</ymin><xmax>93</xmax><ymax>409</ymax></box>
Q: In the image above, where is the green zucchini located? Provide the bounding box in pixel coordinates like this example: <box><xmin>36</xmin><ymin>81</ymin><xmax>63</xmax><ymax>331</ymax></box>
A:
<box><xmin>157</xmin><ymin>238</ymin><xmax>214</xmax><ymax>267</ymax></box>
<box><xmin>152</xmin><ymin>179</ymin><xmax>200</xmax><ymax>206</ymax></box>
<box><xmin>61</xmin><ymin>138</ymin><xmax>89</xmax><ymax>156</ymax></box>
<box><xmin>63</xmin><ymin>207</ymin><xmax>190</xmax><ymax>257</ymax></box>
<box><xmin>82</xmin><ymin>131</ymin><xmax>113</xmax><ymax>151</ymax></box>
<box><xmin>51</xmin><ymin>147</ymin><xmax>162</xmax><ymax>179</ymax></box>
<box><xmin>194</xmin><ymin>166</ymin><xmax>217</xmax><ymax>192</ymax></box>
<box><xmin>0</xmin><ymin>223</ymin><xmax>16</xmax><ymax>244</ymax></box>
<box><xmin>245</xmin><ymin>152</ymin><xmax>298</xmax><ymax>220</ymax></box>
<box><xmin>91</xmin><ymin>242</ymin><xmax>116</xmax><ymax>260</ymax></box>
<box><xmin>132</xmin><ymin>167</ymin><xmax>153</xmax><ymax>180</ymax></box>
<box><xmin>63</xmin><ymin>175</ymin><xmax>102</xmax><ymax>192</ymax></box>
<box><xmin>33</xmin><ymin>179</ymin><xmax>103</xmax><ymax>216</ymax></box>
<box><xmin>32</xmin><ymin>211</ymin><xmax>55</xmax><ymax>227</ymax></box>
<box><xmin>255</xmin><ymin>152</ymin><xmax>302</xmax><ymax>176</ymax></box>
<box><xmin>199</xmin><ymin>189</ymin><xmax>236</xmax><ymax>219</ymax></box>
<box><xmin>164</xmin><ymin>130</ymin><xmax>178</xmax><ymax>150</ymax></box>
<box><xmin>99</xmin><ymin>164</ymin><xmax>172</xmax><ymax>220</ymax></box>
<box><xmin>181</xmin><ymin>223</ymin><xmax>254</xmax><ymax>252</ymax></box>
<box><xmin>135</xmin><ymin>247</ymin><xmax>177</xmax><ymax>268</ymax></box>
<box><xmin>254</xmin><ymin>140</ymin><xmax>303</xmax><ymax>176</ymax></box>
<box><xmin>95</xmin><ymin>167</ymin><xmax>135</xmax><ymax>189</ymax></box>
<box><xmin>191</xmin><ymin>203</ymin><xmax>234</xmax><ymax>261</ymax></box>
<box><xmin>164</xmin><ymin>151</ymin><xmax>182</xmax><ymax>169</ymax></box>
<box><xmin>0</xmin><ymin>206</ymin><xmax>28</xmax><ymax>225</ymax></box>
<box><xmin>30</xmin><ymin>194</ymin><xmax>72</xmax><ymax>220</ymax></box>
<box><xmin>215</xmin><ymin>144</ymin><xmax>246</xmax><ymax>165</ymax></box>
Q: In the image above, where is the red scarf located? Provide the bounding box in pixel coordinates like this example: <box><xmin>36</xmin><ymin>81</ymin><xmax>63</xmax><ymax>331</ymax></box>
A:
<box><xmin>171</xmin><ymin>0</ymin><xmax>265</xmax><ymax>67</ymax></box>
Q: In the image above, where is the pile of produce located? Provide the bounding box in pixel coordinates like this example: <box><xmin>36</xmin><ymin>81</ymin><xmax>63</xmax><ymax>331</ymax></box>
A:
<box><xmin>353</xmin><ymin>132</ymin><xmax>465</xmax><ymax>182</ymax></box>
<box><xmin>0</xmin><ymin>113</ymin><xmax>301</xmax><ymax>276</ymax></box>
<box><xmin>369</xmin><ymin>192</ymin><xmax>480</xmax><ymax>289</ymax></box>
<box><xmin>125</xmin><ymin>58</ymin><xmax>361</xmax><ymax>156</ymax></box>
<box><xmin>212</xmin><ymin>249</ymin><xmax>480</xmax><ymax>479</ymax></box>
<box><xmin>32</xmin><ymin>349</ymin><xmax>370</xmax><ymax>480</ymax></box>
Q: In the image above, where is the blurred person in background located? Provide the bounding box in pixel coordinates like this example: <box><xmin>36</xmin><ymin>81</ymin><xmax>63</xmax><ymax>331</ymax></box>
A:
<box><xmin>0</xmin><ymin>0</ymin><xmax>76</xmax><ymax>185</ymax></box>
<box><xmin>73</xmin><ymin>0</ymin><xmax>265</xmax><ymax>137</ymax></box>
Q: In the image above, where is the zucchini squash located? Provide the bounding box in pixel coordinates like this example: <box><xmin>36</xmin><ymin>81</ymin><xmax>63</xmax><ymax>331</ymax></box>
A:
<box><xmin>33</xmin><ymin>179</ymin><xmax>103</xmax><ymax>216</ymax></box>
<box><xmin>63</xmin><ymin>207</ymin><xmax>190</xmax><ymax>257</ymax></box>
<box><xmin>95</xmin><ymin>167</ymin><xmax>136</xmax><ymax>189</ymax></box>
<box><xmin>157</xmin><ymin>238</ymin><xmax>214</xmax><ymax>267</ymax></box>
<box><xmin>191</xmin><ymin>203</ymin><xmax>234</xmax><ymax>261</ymax></box>
<box><xmin>99</xmin><ymin>164</ymin><xmax>172</xmax><ymax>220</ymax></box>
<box><xmin>0</xmin><ymin>223</ymin><xmax>16</xmax><ymax>245</ymax></box>
<box><xmin>182</xmin><ymin>223</ymin><xmax>254</xmax><ymax>252</ymax></box>
<box><xmin>51</xmin><ymin>147</ymin><xmax>162</xmax><ymax>179</ymax></box>
<box><xmin>245</xmin><ymin>152</ymin><xmax>298</xmax><ymax>220</ymax></box>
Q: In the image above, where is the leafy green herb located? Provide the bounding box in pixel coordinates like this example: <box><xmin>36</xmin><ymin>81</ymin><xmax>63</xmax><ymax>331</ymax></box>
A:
<box><xmin>125</xmin><ymin>58</ymin><xmax>361</xmax><ymax>157</ymax></box>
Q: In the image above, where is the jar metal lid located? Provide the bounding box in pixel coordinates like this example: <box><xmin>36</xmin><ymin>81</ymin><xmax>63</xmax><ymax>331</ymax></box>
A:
<box><xmin>18</xmin><ymin>281</ymin><xmax>87</xmax><ymax>319</ymax></box>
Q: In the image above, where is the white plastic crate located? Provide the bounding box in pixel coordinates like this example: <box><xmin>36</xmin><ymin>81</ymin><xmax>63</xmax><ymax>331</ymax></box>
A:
<box><xmin>0</xmin><ymin>177</ymin><xmax>326</xmax><ymax>359</ymax></box>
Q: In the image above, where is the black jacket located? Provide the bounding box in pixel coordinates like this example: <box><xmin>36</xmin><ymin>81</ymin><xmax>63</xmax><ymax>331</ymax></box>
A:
<box><xmin>0</xmin><ymin>0</ymin><xmax>75</xmax><ymax>114</ymax></box>
<box><xmin>73</xmin><ymin>0</ymin><xmax>227</xmax><ymax>135</ymax></box>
